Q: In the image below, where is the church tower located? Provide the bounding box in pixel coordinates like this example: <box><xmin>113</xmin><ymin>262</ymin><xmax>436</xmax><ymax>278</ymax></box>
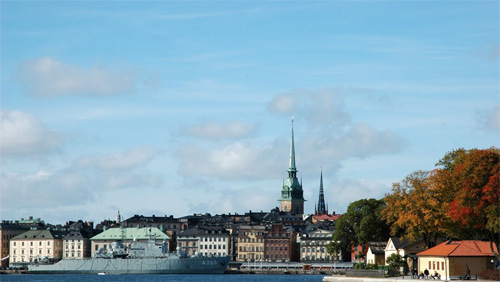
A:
<box><xmin>315</xmin><ymin>169</ymin><xmax>328</xmax><ymax>215</ymax></box>
<box><xmin>279</xmin><ymin>118</ymin><xmax>305</xmax><ymax>214</ymax></box>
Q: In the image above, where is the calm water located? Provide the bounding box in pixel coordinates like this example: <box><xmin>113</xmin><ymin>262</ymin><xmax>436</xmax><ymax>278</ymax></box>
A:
<box><xmin>0</xmin><ymin>274</ymin><xmax>326</xmax><ymax>282</ymax></box>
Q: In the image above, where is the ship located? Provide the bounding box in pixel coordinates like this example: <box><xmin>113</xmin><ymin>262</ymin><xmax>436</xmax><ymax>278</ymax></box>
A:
<box><xmin>28</xmin><ymin>238</ymin><xmax>230</xmax><ymax>274</ymax></box>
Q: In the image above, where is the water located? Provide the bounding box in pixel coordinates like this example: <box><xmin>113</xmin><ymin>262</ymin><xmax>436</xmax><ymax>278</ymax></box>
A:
<box><xmin>0</xmin><ymin>274</ymin><xmax>326</xmax><ymax>282</ymax></box>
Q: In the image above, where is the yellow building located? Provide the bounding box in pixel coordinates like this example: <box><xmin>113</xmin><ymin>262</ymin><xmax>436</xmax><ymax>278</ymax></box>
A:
<box><xmin>9</xmin><ymin>229</ymin><xmax>66</xmax><ymax>267</ymax></box>
<box><xmin>417</xmin><ymin>240</ymin><xmax>498</xmax><ymax>280</ymax></box>
<box><xmin>237</xmin><ymin>225</ymin><xmax>266</xmax><ymax>262</ymax></box>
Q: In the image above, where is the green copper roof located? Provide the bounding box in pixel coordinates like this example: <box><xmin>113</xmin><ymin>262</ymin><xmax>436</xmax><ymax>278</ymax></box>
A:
<box><xmin>280</xmin><ymin>117</ymin><xmax>304</xmax><ymax>201</ymax></box>
<box><xmin>90</xmin><ymin>227</ymin><xmax>170</xmax><ymax>241</ymax></box>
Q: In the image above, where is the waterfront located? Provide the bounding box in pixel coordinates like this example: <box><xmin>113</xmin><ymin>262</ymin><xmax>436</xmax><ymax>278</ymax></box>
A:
<box><xmin>0</xmin><ymin>274</ymin><xmax>326</xmax><ymax>282</ymax></box>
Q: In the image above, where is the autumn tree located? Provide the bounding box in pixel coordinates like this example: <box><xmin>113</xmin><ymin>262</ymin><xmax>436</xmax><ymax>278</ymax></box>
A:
<box><xmin>331</xmin><ymin>198</ymin><xmax>390</xmax><ymax>256</ymax></box>
<box><xmin>381</xmin><ymin>170</ymin><xmax>444</xmax><ymax>248</ymax></box>
<box><xmin>382</xmin><ymin>147</ymin><xmax>500</xmax><ymax>260</ymax></box>
<box><xmin>433</xmin><ymin>148</ymin><xmax>500</xmax><ymax>260</ymax></box>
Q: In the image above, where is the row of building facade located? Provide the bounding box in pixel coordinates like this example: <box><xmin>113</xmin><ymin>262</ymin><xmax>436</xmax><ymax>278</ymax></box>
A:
<box><xmin>1</xmin><ymin>210</ymin><xmax>343</xmax><ymax>268</ymax></box>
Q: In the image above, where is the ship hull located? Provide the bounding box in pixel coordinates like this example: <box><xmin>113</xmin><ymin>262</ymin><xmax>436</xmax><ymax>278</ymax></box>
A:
<box><xmin>28</xmin><ymin>256</ymin><xmax>230</xmax><ymax>274</ymax></box>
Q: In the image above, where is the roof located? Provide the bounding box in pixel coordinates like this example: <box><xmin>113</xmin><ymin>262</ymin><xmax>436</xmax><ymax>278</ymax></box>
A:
<box><xmin>313</xmin><ymin>214</ymin><xmax>342</xmax><ymax>222</ymax></box>
<box><xmin>389</xmin><ymin>237</ymin><xmax>411</xmax><ymax>249</ymax></box>
<box><xmin>417</xmin><ymin>240</ymin><xmax>498</xmax><ymax>257</ymax></box>
<box><xmin>12</xmin><ymin>229</ymin><xmax>68</xmax><ymax>240</ymax></box>
<box><xmin>368</xmin><ymin>241</ymin><xmax>388</xmax><ymax>254</ymax></box>
<box><xmin>91</xmin><ymin>227</ymin><xmax>170</xmax><ymax>241</ymax></box>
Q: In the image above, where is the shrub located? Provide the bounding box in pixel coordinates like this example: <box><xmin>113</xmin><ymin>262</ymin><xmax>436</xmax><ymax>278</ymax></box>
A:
<box><xmin>479</xmin><ymin>269</ymin><xmax>500</xmax><ymax>280</ymax></box>
<box><xmin>354</xmin><ymin>263</ymin><xmax>366</xmax><ymax>269</ymax></box>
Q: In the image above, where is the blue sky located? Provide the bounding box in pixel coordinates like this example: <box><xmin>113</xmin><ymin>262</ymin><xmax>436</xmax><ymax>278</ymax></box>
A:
<box><xmin>1</xmin><ymin>1</ymin><xmax>499</xmax><ymax>224</ymax></box>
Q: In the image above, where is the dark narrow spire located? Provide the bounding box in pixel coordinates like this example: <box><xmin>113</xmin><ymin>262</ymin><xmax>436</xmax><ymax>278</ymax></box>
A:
<box><xmin>316</xmin><ymin>168</ymin><xmax>327</xmax><ymax>215</ymax></box>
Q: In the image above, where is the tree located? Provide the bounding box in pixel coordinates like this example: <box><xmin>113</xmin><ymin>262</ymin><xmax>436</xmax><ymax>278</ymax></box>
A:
<box><xmin>383</xmin><ymin>148</ymin><xmax>500</xmax><ymax>261</ymax></box>
<box><xmin>433</xmin><ymin>148</ymin><xmax>500</xmax><ymax>260</ymax></box>
<box><xmin>386</xmin><ymin>253</ymin><xmax>406</xmax><ymax>270</ymax></box>
<box><xmin>381</xmin><ymin>170</ymin><xmax>443</xmax><ymax>248</ymax></box>
<box><xmin>332</xmin><ymin>199</ymin><xmax>390</xmax><ymax>256</ymax></box>
<box><xmin>326</xmin><ymin>240</ymin><xmax>342</xmax><ymax>261</ymax></box>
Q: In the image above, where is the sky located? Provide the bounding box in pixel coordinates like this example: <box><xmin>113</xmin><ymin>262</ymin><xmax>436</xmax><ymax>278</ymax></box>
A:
<box><xmin>1</xmin><ymin>1</ymin><xmax>499</xmax><ymax>225</ymax></box>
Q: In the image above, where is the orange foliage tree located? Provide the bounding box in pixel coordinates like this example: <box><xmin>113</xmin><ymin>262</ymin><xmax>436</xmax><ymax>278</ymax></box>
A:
<box><xmin>382</xmin><ymin>147</ymin><xmax>499</xmax><ymax>259</ymax></box>
<box><xmin>381</xmin><ymin>170</ymin><xmax>443</xmax><ymax>248</ymax></box>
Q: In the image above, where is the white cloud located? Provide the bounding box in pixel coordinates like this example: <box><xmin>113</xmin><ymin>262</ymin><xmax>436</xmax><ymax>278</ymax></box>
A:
<box><xmin>476</xmin><ymin>105</ymin><xmax>500</xmax><ymax>133</ymax></box>
<box><xmin>325</xmin><ymin>178</ymin><xmax>391</xmax><ymax>213</ymax></box>
<box><xmin>182</xmin><ymin>121</ymin><xmax>256</xmax><ymax>139</ymax></box>
<box><xmin>0</xmin><ymin>111</ymin><xmax>63</xmax><ymax>157</ymax></box>
<box><xmin>98</xmin><ymin>146</ymin><xmax>158</xmax><ymax>171</ymax></box>
<box><xmin>0</xmin><ymin>147</ymin><xmax>163</xmax><ymax>211</ymax></box>
<box><xmin>267</xmin><ymin>88</ymin><xmax>351</xmax><ymax>127</ymax></box>
<box><xmin>0</xmin><ymin>170</ymin><xmax>91</xmax><ymax>209</ymax></box>
<box><xmin>16</xmin><ymin>57</ymin><xmax>135</xmax><ymax>97</ymax></box>
<box><xmin>176</xmin><ymin>140</ymin><xmax>287</xmax><ymax>180</ymax></box>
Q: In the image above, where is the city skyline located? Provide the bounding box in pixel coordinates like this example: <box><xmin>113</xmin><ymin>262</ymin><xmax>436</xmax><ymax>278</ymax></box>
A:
<box><xmin>1</xmin><ymin>1</ymin><xmax>499</xmax><ymax>224</ymax></box>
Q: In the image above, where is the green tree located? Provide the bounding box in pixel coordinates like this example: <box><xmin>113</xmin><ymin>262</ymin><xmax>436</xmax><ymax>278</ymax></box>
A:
<box><xmin>326</xmin><ymin>240</ymin><xmax>342</xmax><ymax>261</ymax></box>
<box><xmin>386</xmin><ymin>253</ymin><xmax>405</xmax><ymax>270</ymax></box>
<box><xmin>332</xmin><ymin>199</ymin><xmax>390</xmax><ymax>255</ymax></box>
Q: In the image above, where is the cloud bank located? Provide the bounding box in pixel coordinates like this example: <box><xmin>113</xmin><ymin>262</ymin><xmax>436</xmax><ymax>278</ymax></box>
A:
<box><xmin>15</xmin><ymin>57</ymin><xmax>136</xmax><ymax>97</ymax></box>
<box><xmin>182</xmin><ymin>121</ymin><xmax>256</xmax><ymax>139</ymax></box>
<box><xmin>0</xmin><ymin>146</ymin><xmax>162</xmax><ymax>210</ymax></box>
<box><xmin>0</xmin><ymin>111</ymin><xmax>63</xmax><ymax>157</ymax></box>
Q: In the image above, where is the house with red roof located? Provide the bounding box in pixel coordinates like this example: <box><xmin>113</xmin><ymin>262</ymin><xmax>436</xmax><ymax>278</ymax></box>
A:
<box><xmin>417</xmin><ymin>240</ymin><xmax>498</xmax><ymax>280</ymax></box>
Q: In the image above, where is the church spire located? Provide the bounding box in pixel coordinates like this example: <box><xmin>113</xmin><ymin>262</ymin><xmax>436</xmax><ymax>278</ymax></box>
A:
<box><xmin>315</xmin><ymin>168</ymin><xmax>327</xmax><ymax>215</ymax></box>
<box><xmin>289</xmin><ymin>116</ymin><xmax>297</xmax><ymax>173</ymax></box>
<box><xmin>279</xmin><ymin>116</ymin><xmax>305</xmax><ymax>214</ymax></box>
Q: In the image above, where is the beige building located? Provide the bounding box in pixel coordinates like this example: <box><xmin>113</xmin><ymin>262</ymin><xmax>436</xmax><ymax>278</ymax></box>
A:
<box><xmin>237</xmin><ymin>225</ymin><xmax>266</xmax><ymax>262</ymax></box>
<box><xmin>417</xmin><ymin>240</ymin><xmax>498</xmax><ymax>280</ymax></box>
<box><xmin>385</xmin><ymin>237</ymin><xmax>445</xmax><ymax>271</ymax></box>
<box><xmin>366</xmin><ymin>241</ymin><xmax>387</xmax><ymax>265</ymax></box>
<box><xmin>9</xmin><ymin>229</ymin><xmax>67</xmax><ymax>267</ymax></box>
<box><xmin>177</xmin><ymin>227</ymin><xmax>200</xmax><ymax>257</ymax></box>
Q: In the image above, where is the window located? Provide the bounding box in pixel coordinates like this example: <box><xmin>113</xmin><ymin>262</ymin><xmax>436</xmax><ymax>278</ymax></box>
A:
<box><xmin>442</xmin><ymin>262</ymin><xmax>444</xmax><ymax>270</ymax></box>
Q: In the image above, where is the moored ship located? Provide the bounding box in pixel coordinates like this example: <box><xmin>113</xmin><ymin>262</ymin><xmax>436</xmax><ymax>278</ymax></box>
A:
<box><xmin>28</xmin><ymin>238</ymin><xmax>230</xmax><ymax>274</ymax></box>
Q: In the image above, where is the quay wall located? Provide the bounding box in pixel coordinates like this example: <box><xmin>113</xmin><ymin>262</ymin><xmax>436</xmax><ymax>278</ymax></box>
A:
<box><xmin>323</xmin><ymin>277</ymin><xmax>413</xmax><ymax>282</ymax></box>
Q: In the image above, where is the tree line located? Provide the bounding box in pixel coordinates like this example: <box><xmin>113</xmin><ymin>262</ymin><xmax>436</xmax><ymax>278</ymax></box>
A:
<box><xmin>328</xmin><ymin>147</ymin><xmax>500</xmax><ymax>262</ymax></box>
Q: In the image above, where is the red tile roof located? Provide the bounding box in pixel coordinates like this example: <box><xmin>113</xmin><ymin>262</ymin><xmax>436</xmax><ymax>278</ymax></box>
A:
<box><xmin>417</xmin><ymin>240</ymin><xmax>498</xmax><ymax>257</ymax></box>
<box><xmin>313</xmin><ymin>214</ymin><xmax>342</xmax><ymax>221</ymax></box>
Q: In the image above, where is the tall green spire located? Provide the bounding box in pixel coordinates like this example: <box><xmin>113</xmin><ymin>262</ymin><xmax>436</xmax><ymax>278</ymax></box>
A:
<box><xmin>289</xmin><ymin>116</ymin><xmax>297</xmax><ymax>174</ymax></box>
<box><xmin>279</xmin><ymin>116</ymin><xmax>305</xmax><ymax>214</ymax></box>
